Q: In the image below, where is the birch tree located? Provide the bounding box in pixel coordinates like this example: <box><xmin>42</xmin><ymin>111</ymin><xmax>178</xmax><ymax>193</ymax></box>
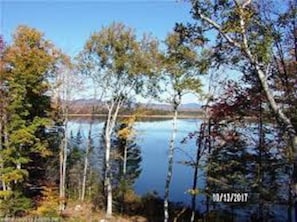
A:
<box><xmin>162</xmin><ymin>30</ymin><xmax>207</xmax><ymax>222</ymax></box>
<box><xmin>78</xmin><ymin>22</ymin><xmax>160</xmax><ymax>218</ymax></box>
<box><xmin>80</xmin><ymin>106</ymin><xmax>95</xmax><ymax>201</ymax></box>
<box><xmin>48</xmin><ymin>48</ymin><xmax>83</xmax><ymax>211</ymax></box>
<box><xmin>48</xmin><ymin>55</ymin><xmax>77</xmax><ymax>211</ymax></box>
<box><xmin>182</xmin><ymin>0</ymin><xmax>297</xmax><ymax>218</ymax></box>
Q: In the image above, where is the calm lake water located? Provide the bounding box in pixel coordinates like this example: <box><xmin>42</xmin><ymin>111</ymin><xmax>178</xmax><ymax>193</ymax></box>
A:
<box><xmin>68</xmin><ymin>118</ymin><xmax>205</xmax><ymax>210</ymax></box>
<box><xmin>67</xmin><ymin>118</ymin><xmax>290</xmax><ymax>221</ymax></box>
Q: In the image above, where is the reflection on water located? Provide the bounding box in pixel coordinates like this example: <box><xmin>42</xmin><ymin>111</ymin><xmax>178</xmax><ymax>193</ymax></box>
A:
<box><xmin>133</xmin><ymin>119</ymin><xmax>204</xmax><ymax>209</ymax></box>
<box><xmin>67</xmin><ymin>117</ymin><xmax>290</xmax><ymax>221</ymax></box>
<box><xmin>68</xmin><ymin>118</ymin><xmax>203</xmax><ymax>208</ymax></box>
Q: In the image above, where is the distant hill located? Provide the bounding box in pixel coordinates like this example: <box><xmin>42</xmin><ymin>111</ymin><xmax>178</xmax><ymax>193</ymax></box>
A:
<box><xmin>141</xmin><ymin>103</ymin><xmax>202</xmax><ymax>111</ymax></box>
<box><xmin>67</xmin><ymin>99</ymin><xmax>202</xmax><ymax>114</ymax></box>
<box><xmin>69</xmin><ymin>98</ymin><xmax>102</xmax><ymax>106</ymax></box>
<box><xmin>180</xmin><ymin>103</ymin><xmax>202</xmax><ymax>110</ymax></box>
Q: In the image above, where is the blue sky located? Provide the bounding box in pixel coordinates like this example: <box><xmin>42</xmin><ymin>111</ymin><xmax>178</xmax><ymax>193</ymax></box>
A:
<box><xmin>1</xmin><ymin>0</ymin><xmax>193</xmax><ymax>55</ymax></box>
<box><xmin>1</xmin><ymin>0</ymin><xmax>204</xmax><ymax>104</ymax></box>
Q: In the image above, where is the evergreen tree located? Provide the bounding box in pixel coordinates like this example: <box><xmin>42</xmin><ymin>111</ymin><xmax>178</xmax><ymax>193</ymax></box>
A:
<box><xmin>113</xmin><ymin>117</ymin><xmax>142</xmax><ymax>185</ymax></box>
<box><xmin>0</xmin><ymin>25</ymin><xmax>63</xmax><ymax>216</ymax></box>
<box><xmin>206</xmin><ymin>79</ymin><xmax>290</xmax><ymax>220</ymax></box>
<box><xmin>67</xmin><ymin>130</ymin><xmax>84</xmax><ymax>200</ymax></box>
<box><xmin>111</xmin><ymin>117</ymin><xmax>142</xmax><ymax>213</ymax></box>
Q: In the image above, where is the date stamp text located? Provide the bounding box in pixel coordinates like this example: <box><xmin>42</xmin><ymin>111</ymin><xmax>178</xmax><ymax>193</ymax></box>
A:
<box><xmin>212</xmin><ymin>193</ymin><xmax>248</xmax><ymax>203</ymax></box>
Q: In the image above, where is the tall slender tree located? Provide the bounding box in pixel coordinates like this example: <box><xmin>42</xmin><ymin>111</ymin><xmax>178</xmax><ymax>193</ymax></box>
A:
<box><xmin>48</xmin><ymin>51</ymin><xmax>81</xmax><ymax>211</ymax></box>
<box><xmin>81</xmin><ymin>106</ymin><xmax>96</xmax><ymax>201</ymax></box>
<box><xmin>161</xmin><ymin>30</ymin><xmax>207</xmax><ymax>222</ymax></box>
<box><xmin>78</xmin><ymin>22</ymin><xmax>160</xmax><ymax>218</ymax></box>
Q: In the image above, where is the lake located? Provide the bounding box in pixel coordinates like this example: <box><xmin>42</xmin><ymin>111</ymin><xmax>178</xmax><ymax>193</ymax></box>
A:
<box><xmin>68</xmin><ymin>118</ymin><xmax>205</xmax><ymax>210</ymax></box>
<box><xmin>67</xmin><ymin>117</ymin><xmax>290</xmax><ymax>221</ymax></box>
<box><xmin>133</xmin><ymin>119</ymin><xmax>205</xmax><ymax>209</ymax></box>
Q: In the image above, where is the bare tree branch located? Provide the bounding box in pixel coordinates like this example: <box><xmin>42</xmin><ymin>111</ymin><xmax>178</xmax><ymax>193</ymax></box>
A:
<box><xmin>196</xmin><ymin>8</ymin><xmax>241</xmax><ymax>48</ymax></box>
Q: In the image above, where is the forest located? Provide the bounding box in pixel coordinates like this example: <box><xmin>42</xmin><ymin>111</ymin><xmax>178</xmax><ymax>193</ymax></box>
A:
<box><xmin>0</xmin><ymin>0</ymin><xmax>296</xmax><ymax>221</ymax></box>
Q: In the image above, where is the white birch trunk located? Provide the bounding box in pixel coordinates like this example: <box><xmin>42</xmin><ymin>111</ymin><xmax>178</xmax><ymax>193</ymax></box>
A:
<box><xmin>59</xmin><ymin>119</ymin><xmax>68</xmax><ymax>211</ymax></box>
<box><xmin>81</xmin><ymin>113</ymin><xmax>93</xmax><ymax>201</ymax></box>
<box><xmin>105</xmin><ymin>126</ymin><xmax>112</xmax><ymax>217</ymax></box>
<box><xmin>164</xmin><ymin>96</ymin><xmax>180</xmax><ymax>222</ymax></box>
<box><xmin>59</xmin><ymin>138</ymin><xmax>64</xmax><ymax>211</ymax></box>
<box><xmin>123</xmin><ymin>144</ymin><xmax>127</xmax><ymax>176</ymax></box>
<box><xmin>61</xmin><ymin>106</ymin><xmax>68</xmax><ymax>210</ymax></box>
<box><xmin>59</xmin><ymin>68</ymin><xmax>69</xmax><ymax>212</ymax></box>
<box><xmin>104</xmin><ymin>100</ymin><xmax>121</xmax><ymax>218</ymax></box>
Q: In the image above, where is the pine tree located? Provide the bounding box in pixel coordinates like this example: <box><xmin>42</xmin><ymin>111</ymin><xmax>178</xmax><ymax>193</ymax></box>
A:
<box><xmin>109</xmin><ymin>116</ymin><xmax>142</xmax><ymax>213</ymax></box>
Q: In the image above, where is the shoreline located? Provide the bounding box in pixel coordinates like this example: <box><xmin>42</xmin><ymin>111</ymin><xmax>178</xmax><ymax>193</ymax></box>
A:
<box><xmin>68</xmin><ymin>113</ymin><xmax>204</xmax><ymax>119</ymax></box>
<box><xmin>67</xmin><ymin>114</ymin><xmax>261</xmax><ymax>122</ymax></box>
